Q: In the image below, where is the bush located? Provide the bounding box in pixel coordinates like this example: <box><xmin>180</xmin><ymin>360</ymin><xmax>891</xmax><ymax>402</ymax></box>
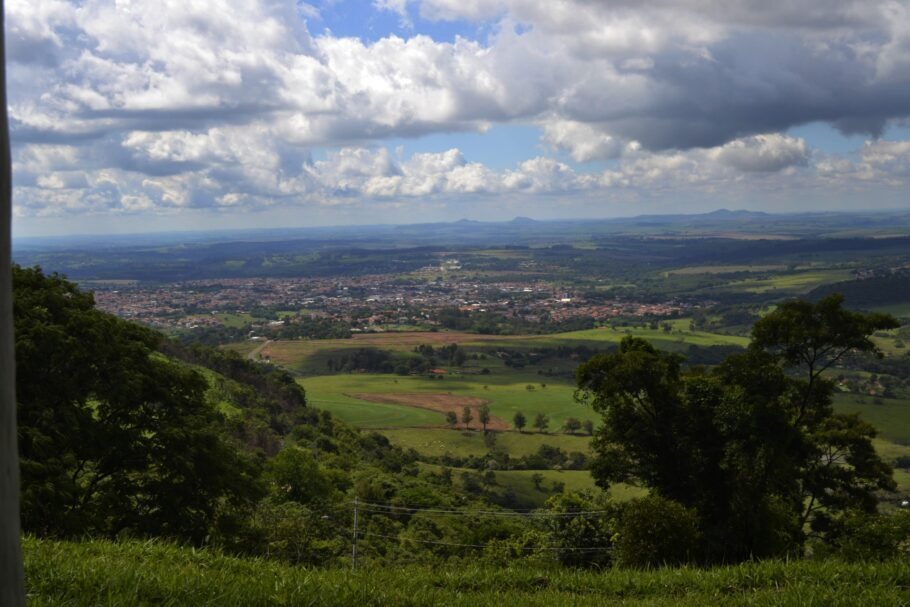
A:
<box><xmin>822</xmin><ymin>510</ymin><xmax>910</xmax><ymax>562</ymax></box>
<box><xmin>614</xmin><ymin>495</ymin><xmax>700</xmax><ymax>569</ymax></box>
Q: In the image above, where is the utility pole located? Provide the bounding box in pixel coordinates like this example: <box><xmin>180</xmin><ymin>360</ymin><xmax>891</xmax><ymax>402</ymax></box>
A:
<box><xmin>351</xmin><ymin>498</ymin><xmax>359</xmax><ymax>570</ymax></box>
<box><xmin>0</xmin><ymin>0</ymin><xmax>26</xmax><ymax>603</ymax></box>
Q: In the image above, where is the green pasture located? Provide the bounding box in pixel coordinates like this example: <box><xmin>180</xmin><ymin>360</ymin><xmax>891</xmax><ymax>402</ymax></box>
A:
<box><xmin>378</xmin><ymin>428</ymin><xmax>593</xmax><ymax>459</ymax></box>
<box><xmin>666</xmin><ymin>264</ymin><xmax>789</xmax><ymax>276</ymax></box>
<box><xmin>871</xmin><ymin>331</ymin><xmax>909</xmax><ymax>356</ymax></box>
<box><xmin>892</xmin><ymin>468</ymin><xmax>910</xmax><ymax>496</ymax></box>
<box><xmin>491</xmin><ymin>470</ymin><xmax>644</xmax><ymax>507</ymax></box>
<box><xmin>213</xmin><ymin>312</ymin><xmax>258</xmax><ymax>328</ymax></box>
<box><xmin>301</xmin><ymin>372</ymin><xmax>596</xmax><ymax>432</ymax></box>
<box><xmin>492</xmin><ymin>469</ymin><xmax>600</xmax><ymax>506</ymax></box>
<box><xmin>712</xmin><ymin>270</ymin><xmax>854</xmax><ymax>295</ymax></box>
<box><xmin>870</xmin><ymin>303</ymin><xmax>910</xmax><ymax>320</ymax></box>
<box><xmin>239</xmin><ymin>322</ymin><xmax>750</xmax><ymax>374</ymax></box>
<box><xmin>417</xmin><ymin>463</ymin><xmax>613</xmax><ymax>508</ymax></box>
<box><xmin>306</xmin><ymin>393</ymin><xmax>445</xmax><ymax>429</ymax></box>
<box><xmin>536</xmin><ymin>325</ymin><xmax>749</xmax><ymax>348</ymax></box>
<box><xmin>833</xmin><ymin>393</ymin><xmax>910</xmax><ymax>444</ymax></box>
<box><xmin>872</xmin><ymin>439</ymin><xmax>910</xmax><ymax>463</ymax></box>
<box><xmin>276</xmin><ymin>309</ymin><xmax>323</xmax><ymax>319</ymax></box>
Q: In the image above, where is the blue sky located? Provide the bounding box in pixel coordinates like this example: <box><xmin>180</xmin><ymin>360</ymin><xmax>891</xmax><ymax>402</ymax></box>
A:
<box><xmin>6</xmin><ymin>0</ymin><xmax>910</xmax><ymax>236</ymax></box>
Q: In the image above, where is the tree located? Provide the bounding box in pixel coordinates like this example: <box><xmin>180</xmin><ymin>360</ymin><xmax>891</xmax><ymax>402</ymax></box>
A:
<box><xmin>513</xmin><ymin>411</ymin><xmax>527</xmax><ymax>433</ymax></box>
<box><xmin>14</xmin><ymin>267</ymin><xmax>262</xmax><ymax>543</ymax></box>
<box><xmin>533</xmin><ymin>413</ymin><xmax>549</xmax><ymax>433</ymax></box>
<box><xmin>614</xmin><ymin>495</ymin><xmax>700</xmax><ymax>568</ymax></box>
<box><xmin>531</xmin><ymin>473</ymin><xmax>545</xmax><ymax>491</ymax></box>
<box><xmin>751</xmin><ymin>294</ymin><xmax>899</xmax><ymax>536</ymax></box>
<box><xmin>445</xmin><ymin>411</ymin><xmax>458</xmax><ymax>428</ymax></box>
<box><xmin>576</xmin><ymin>297</ymin><xmax>897</xmax><ymax>562</ymax></box>
<box><xmin>581</xmin><ymin>420</ymin><xmax>594</xmax><ymax>435</ymax></box>
<box><xmin>563</xmin><ymin>417</ymin><xmax>582</xmax><ymax>434</ymax></box>
<box><xmin>461</xmin><ymin>406</ymin><xmax>473</xmax><ymax>430</ymax></box>
<box><xmin>541</xmin><ymin>491</ymin><xmax>613</xmax><ymax>568</ymax></box>
<box><xmin>267</xmin><ymin>447</ymin><xmax>335</xmax><ymax>507</ymax></box>
<box><xmin>478</xmin><ymin>404</ymin><xmax>491</xmax><ymax>433</ymax></box>
<box><xmin>453</xmin><ymin>349</ymin><xmax>467</xmax><ymax>367</ymax></box>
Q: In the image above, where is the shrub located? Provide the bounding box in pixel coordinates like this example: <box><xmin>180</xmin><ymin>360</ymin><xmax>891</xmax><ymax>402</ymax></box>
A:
<box><xmin>614</xmin><ymin>495</ymin><xmax>700</xmax><ymax>569</ymax></box>
<box><xmin>823</xmin><ymin>510</ymin><xmax>910</xmax><ymax>562</ymax></box>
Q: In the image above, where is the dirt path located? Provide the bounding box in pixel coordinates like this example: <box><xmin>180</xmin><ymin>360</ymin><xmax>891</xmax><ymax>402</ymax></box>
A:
<box><xmin>348</xmin><ymin>392</ymin><xmax>509</xmax><ymax>431</ymax></box>
<box><xmin>247</xmin><ymin>339</ymin><xmax>272</xmax><ymax>360</ymax></box>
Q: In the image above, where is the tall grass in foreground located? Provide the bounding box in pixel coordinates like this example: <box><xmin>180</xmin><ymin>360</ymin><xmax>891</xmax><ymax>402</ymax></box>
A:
<box><xmin>24</xmin><ymin>536</ymin><xmax>910</xmax><ymax>606</ymax></box>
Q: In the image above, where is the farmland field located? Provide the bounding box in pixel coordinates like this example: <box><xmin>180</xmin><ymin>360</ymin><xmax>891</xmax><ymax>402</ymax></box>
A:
<box><xmin>302</xmin><ymin>372</ymin><xmax>596</xmax><ymax>431</ymax></box>
<box><xmin>710</xmin><ymin>269</ymin><xmax>855</xmax><ymax>295</ymax></box>
<box><xmin>833</xmin><ymin>393</ymin><xmax>910</xmax><ymax>444</ymax></box>
<box><xmin>247</xmin><ymin>323</ymin><xmax>750</xmax><ymax>374</ymax></box>
<box><xmin>234</xmin><ymin>315</ymin><xmax>910</xmax><ymax>500</ymax></box>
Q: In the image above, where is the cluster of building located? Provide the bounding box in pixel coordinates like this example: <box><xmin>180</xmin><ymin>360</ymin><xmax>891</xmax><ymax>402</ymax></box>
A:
<box><xmin>89</xmin><ymin>272</ymin><xmax>692</xmax><ymax>332</ymax></box>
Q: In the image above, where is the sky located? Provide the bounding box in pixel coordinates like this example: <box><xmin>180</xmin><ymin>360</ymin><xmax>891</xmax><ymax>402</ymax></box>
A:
<box><xmin>7</xmin><ymin>0</ymin><xmax>910</xmax><ymax>236</ymax></box>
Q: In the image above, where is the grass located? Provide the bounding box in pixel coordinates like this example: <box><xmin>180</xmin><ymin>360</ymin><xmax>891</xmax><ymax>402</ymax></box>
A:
<box><xmin>870</xmin><ymin>303</ymin><xmax>910</xmax><ymax>320</ymax></box>
<box><xmin>243</xmin><ymin>324</ymin><xmax>749</xmax><ymax>374</ymax></box>
<box><xmin>301</xmin><ymin>373</ymin><xmax>596</xmax><ymax>431</ymax></box>
<box><xmin>537</xmin><ymin>325</ymin><xmax>749</xmax><ymax>348</ymax></box>
<box><xmin>213</xmin><ymin>312</ymin><xmax>258</xmax><ymax>328</ymax></box>
<box><xmin>833</xmin><ymin>393</ymin><xmax>910</xmax><ymax>444</ymax></box>
<box><xmin>491</xmin><ymin>469</ymin><xmax>604</xmax><ymax>505</ymax></box>
<box><xmin>712</xmin><ymin>270</ymin><xmax>854</xmax><ymax>295</ymax></box>
<box><xmin>416</xmin><ymin>462</ymin><xmax>639</xmax><ymax>508</ymax></box>
<box><xmin>24</xmin><ymin>536</ymin><xmax>910</xmax><ymax>606</ymax></box>
<box><xmin>666</xmin><ymin>264</ymin><xmax>790</xmax><ymax>275</ymax></box>
<box><xmin>307</xmin><ymin>391</ymin><xmax>446</xmax><ymax>428</ymax></box>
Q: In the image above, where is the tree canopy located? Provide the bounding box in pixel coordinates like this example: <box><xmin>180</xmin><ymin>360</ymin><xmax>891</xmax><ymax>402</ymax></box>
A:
<box><xmin>14</xmin><ymin>266</ymin><xmax>261</xmax><ymax>542</ymax></box>
<box><xmin>576</xmin><ymin>295</ymin><xmax>897</xmax><ymax>562</ymax></box>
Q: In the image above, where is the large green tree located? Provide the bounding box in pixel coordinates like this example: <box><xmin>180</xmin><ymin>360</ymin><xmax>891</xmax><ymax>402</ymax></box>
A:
<box><xmin>576</xmin><ymin>295</ymin><xmax>897</xmax><ymax>562</ymax></box>
<box><xmin>14</xmin><ymin>266</ymin><xmax>261</xmax><ymax>542</ymax></box>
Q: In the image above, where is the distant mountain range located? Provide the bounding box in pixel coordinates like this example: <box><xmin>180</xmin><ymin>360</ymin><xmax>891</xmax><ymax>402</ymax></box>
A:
<box><xmin>14</xmin><ymin>209</ymin><xmax>910</xmax><ymax>252</ymax></box>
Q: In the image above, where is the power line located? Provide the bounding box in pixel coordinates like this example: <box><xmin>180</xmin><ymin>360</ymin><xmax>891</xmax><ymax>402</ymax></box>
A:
<box><xmin>345</xmin><ymin>500</ymin><xmax>614</xmax><ymax>568</ymax></box>
<box><xmin>352</xmin><ymin>500</ymin><xmax>612</xmax><ymax>518</ymax></box>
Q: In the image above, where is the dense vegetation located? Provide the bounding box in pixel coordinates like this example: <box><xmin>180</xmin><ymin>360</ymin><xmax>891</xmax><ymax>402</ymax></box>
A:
<box><xmin>810</xmin><ymin>269</ymin><xmax>910</xmax><ymax>308</ymax></box>
<box><xmin>14</xmin><ymin>264</ymin><xmax>910</xmax><ymax>605</ymax></box>
<box><xmin>578</xmin><ymin>295</ymin><xmax>898</xmax><ymax>562</ymax></box>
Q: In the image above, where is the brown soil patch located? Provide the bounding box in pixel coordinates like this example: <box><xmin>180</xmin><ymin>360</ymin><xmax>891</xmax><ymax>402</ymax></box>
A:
<box><xmin>348</xmin><ymin>392</ymin><xmax>509</xmax><ymax>430</ymax></box>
